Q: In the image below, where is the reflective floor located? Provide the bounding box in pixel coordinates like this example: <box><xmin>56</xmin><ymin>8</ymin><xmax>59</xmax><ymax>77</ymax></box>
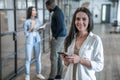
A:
<box><xmin>14</xmin><ymin>23</ymin><xmax>120</xmax><ymax>80</ymax></box>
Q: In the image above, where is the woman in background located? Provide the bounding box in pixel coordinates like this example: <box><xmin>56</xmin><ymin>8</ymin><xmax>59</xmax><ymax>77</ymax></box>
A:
<box><xmin>23</xmin><ymin>6</ymin><xmax>46</xmax><ymax>80</ymax></box>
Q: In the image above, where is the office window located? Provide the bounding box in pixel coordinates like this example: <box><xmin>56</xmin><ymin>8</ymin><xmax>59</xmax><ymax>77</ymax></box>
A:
<box><xmin>16</xmin><ymin>10</ymin><xmax>26</xmax><ymax>30</ymax></box>
<box><xmin>27</xmin><ymin>0</ymin><xmax>35</xmax><ymax>7</ymax></box>
<box><xmin>38</xmin><ymin>10</ymin><xmax>43</xmax><ymax>24</ymax></box>
<box><xmin>16</xmin><ymin>0</ymin><xmax>26</xmax><ymax>9</ymax></box>
<box><xmin>0</xmin><ymin>11</ymin><xmax>14</xmax><ymax>33</ymax></box>
<box><xmin>37</xmin><ymin>0</ymin><xmax>43</xmax><ymax>9</ymax></box>
<box><xmin>0</xmin><ymin>0</ymin><xmax>13</xmax><ymax>9</ymax></box>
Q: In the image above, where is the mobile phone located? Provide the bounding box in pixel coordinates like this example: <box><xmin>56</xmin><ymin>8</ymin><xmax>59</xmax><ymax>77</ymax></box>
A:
<box><xmin>58</xmin><ymin>52</ymin><xmax>68</xmax><ymax>57</ymax></box>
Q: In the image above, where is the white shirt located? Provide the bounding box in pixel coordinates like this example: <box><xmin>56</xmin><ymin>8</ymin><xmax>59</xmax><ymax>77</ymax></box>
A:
<box><xmin>64</xmin><ymin>32</ymin><xmax>104</xmax><ymax>80</ymax></box>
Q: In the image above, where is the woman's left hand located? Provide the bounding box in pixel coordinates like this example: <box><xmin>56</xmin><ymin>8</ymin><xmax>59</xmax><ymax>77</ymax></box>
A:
<box><xmin>72</xmin><ymin>54</ymin><xmax>81</xmax><ymax>64</ymax></box>
<box><xmin>65</xmin><ymin>54</ymin><xmax>81</xmax><ymax>64</ymax></box>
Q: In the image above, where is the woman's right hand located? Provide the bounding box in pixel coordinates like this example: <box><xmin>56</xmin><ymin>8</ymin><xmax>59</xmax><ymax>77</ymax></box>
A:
<box><xmin>62</xmin><ymin>54</ymin><xmax>74</xmax><ymax>66</ymax></box>
<box><xmin>65</xmin><ymin>55</ymin><xmax>74</xmax><ymax>63</ymax></box>
<box><xmin>28</xmin><ymin>20</ymin><xmax>35</xmax><ymax>32</ymax></box>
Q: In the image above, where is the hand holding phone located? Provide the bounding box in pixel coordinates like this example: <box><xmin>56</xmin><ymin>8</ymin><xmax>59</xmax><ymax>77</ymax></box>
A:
<box><xmin>58</xmin><ymin>52</ymin><xmax>68</xmax><ymax>57</ymax></box>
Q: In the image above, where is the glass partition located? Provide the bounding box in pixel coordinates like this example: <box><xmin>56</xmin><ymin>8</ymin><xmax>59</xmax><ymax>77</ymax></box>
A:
<box><xmin>27</xmin><ymin>0</ymin><xmax>35</xmax><ymax>7</ymax></box>
<box><xmin>0</xmin><ymin>11</ymin><xmax>14</xmax><ymax>34</ymax></box>
<box><xmin>2</xmin><ymin>55</ymin><xmax>15</xmax><ymax>79</ymax></box>
<box><xmin>38</xmin><ymin>10</ymin><xmax>43</xmax><ymax>24</ymax></box>
<box><xmin>0</xmin><ymin>0</ymin><xmax>51</xmax><ymax>79</ymax></box>
<box><xmin>44</xmin><ymin>10</ymin><xmax>50</xmax><ymax>21</ymax></box>
<box><xmin>0</xmin><ymin>0</ymin><xmax>13</xmax><ymax>9</ymax></box>
<box><xmin>16</xmin><ymin>10</ymin><xmax>26</xmax><ymax>30</ymax></box>
<box><xmin>37</xmin><ymin>0</ymin><xmax>43</xmax><ymax>9</ymax></box>
<box><xmin>1</xmin><ymin>35</ymin><xmax>15</xmax><ymax>79</ymax></box>
<box><xmin>16</xmin><ymin>0</ymin><xmax>26</xmax><ymax>9</ymax></box>
<box><xmin>17</xmin><ymin>31</ymin><xmax>26</xmax><ymax>69</ymax></box>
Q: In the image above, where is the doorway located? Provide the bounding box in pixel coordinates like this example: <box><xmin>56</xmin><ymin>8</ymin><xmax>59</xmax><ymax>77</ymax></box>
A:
<box><xmin>101</xmin><ymin>4</ymin><xmax>111</xmax><ymax>23</ymax></box>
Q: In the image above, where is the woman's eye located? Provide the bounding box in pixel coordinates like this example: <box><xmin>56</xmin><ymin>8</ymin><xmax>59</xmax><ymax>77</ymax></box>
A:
<box><xmin>76</xmin><ymin>17</ymin><xmax>80</xmax><ymax>20</ymax></box>
<box><xmin>76</xmin><ymin>17</ymin><xmax>87</xmax><ymax>21</ymax></box>
<box><xmin>83</xmin><ymin>18</ymin><xmax>87</xmax><ymax>21</ymax></box>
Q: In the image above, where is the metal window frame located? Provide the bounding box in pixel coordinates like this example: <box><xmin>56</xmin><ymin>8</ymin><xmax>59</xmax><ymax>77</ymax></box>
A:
<box><xmin>0</xmin><ymin>0</ymin><xmax>47</xmax><ymax>79</ymax></box>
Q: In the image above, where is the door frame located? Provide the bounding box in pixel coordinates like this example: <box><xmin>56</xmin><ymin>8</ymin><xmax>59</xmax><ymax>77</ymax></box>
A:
<box><xmin>101</xmin><ymin>4</ymin><xmax>111</xmax><ymax>23</ymax></box>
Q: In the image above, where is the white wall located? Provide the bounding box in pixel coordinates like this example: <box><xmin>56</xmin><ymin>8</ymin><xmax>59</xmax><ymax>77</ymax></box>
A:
<box><xmin>79</xmin><ymin>0</ymin><xmax>113</xmax><ymax>23</ymax></box>
<box><xmin>64</xmin><ymin>0</ymin><xmax>116</xmax><ymax>24</ymax></box>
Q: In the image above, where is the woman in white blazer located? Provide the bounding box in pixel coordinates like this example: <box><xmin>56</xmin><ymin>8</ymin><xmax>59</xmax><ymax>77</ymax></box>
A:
<box><xmin>62</xmin><ymin>7</ymin><xmax>104</xmax><ymax>80</ymax></box>
<box><xmin>23</xmin><ymin>6</ymin><xmax>46</xmax><ymax>80</ymax></box>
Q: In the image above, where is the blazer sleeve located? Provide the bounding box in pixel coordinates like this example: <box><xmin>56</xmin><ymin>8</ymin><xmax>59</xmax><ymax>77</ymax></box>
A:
<box><xmin>23</xmin><ymin>21</ymin><xmax>29</xmax><ymax>37</ymax></box>
<box><xmin>90</xmin><ymin>36</ymin><xmax>104</xmax><ymax>72</ymax></box>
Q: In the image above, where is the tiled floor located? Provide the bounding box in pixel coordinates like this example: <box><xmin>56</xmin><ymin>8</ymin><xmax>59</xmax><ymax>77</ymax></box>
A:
<box><xmin>14</xmin><ymin>23</ymin><xmax>120</xmax><ymax>80</ymax></box>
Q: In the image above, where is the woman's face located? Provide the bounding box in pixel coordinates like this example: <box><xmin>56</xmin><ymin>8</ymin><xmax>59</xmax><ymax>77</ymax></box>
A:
<box><xmin>31</xmin><ymin>7</ymin><xmax>37</xmax><ymax>17</ymax></box>
<box><xmin>75</xmin><ymin>11</ymin><xmax>89</xmax><ymax>32</ymax></box>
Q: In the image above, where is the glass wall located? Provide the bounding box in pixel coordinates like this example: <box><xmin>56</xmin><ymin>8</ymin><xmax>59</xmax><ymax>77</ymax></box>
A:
<box><xmin>27</xmin><ymin>0</ymin><xmax>35</xmax><ymax>7</ymax></box>
<box><xmin>0</xmin><ymin>0</ymin><xmax>70</xmax><ymax>79</ymax></box>
<box><xmin>0</xmin><ymin>0</ymin><xmax>51</xmax><ymax>79</ymax></box>
<box><xmin>1</xmin><ymin>35</ymin><xmax>15</xmax><ymax>79</ymax></box>
<box><xmin>16</xmin><ymin>0</ymin><xmax>26</xmax><ymax>9</ymax></box>
<box><xmin>16</xmin><ymin>10</ymin><xmax>26</xmax><ymax>30</ymax></box>
<box><xmin>0</xmin><ymin>11</ymin><xmax>14</xmax><ymax>33</ymax></box>
<box><xmin>0</xmin><ymin>0</ymin><xmax>14</xmax><ymax>9</ymax></box>
<box><xmin>0</xmin><ymin>0</ymin><xmax>15</xmax><ymax>79</ymax></box>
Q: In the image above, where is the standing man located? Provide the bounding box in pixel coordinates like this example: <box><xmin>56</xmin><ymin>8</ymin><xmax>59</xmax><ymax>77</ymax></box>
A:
<box><xmin>46</xmin><ymin>0</ymin><xmax>67</xmax><ymax>80</ymax></box>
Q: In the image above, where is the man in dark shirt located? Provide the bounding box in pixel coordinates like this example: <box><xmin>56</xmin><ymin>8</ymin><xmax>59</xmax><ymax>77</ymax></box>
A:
<box><xmin>46</xmin><ymin>0</ymin><xmax>67</xmax><ymax>80</ymax></box>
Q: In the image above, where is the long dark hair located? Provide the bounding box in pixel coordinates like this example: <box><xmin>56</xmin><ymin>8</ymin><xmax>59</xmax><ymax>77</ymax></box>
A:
<box><xmin>26</xmin><ymin>6</ymin><xmax>37</xmax><ymax>19</ymax></box>
<box><xmin>64</xmin><ymin>7</ymin><xmax>94</xmax><ymax>52</ymax></box>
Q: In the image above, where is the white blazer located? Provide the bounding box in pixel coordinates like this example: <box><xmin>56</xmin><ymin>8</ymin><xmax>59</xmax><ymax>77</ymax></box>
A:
<box><xmin>64</xmin><ymin>32</ymin><xmax>104</xmax><ymax>80</ymax></box>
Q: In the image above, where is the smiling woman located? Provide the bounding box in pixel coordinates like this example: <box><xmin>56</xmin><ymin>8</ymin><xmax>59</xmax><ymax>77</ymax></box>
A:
<box><xmin>63</xmin><ymin>7</ymin><xmax>104</xmax><ymax>80</ymax></box>
<box><xmin>75</xmin><ymin>11</ymin><xmax>89</xmax><ymax>32</ymax></box>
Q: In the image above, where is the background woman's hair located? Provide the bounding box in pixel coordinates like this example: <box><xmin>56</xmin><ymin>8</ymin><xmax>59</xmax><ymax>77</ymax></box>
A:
<box><xmin>26</xmin><ymin>6</ymin><xmax>37</xmax><ymax>19</ymax></box>
<box><xmin>64</xmin><ymin>7</ymin><xmax>94</xmax><ymax>52</ymax></box>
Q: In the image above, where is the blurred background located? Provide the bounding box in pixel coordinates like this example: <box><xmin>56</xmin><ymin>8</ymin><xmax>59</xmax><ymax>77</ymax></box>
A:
<box><xmin>0</xmin><ymin>0</ymin><xmax>120</xmax><ymax>80</ymax></box>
